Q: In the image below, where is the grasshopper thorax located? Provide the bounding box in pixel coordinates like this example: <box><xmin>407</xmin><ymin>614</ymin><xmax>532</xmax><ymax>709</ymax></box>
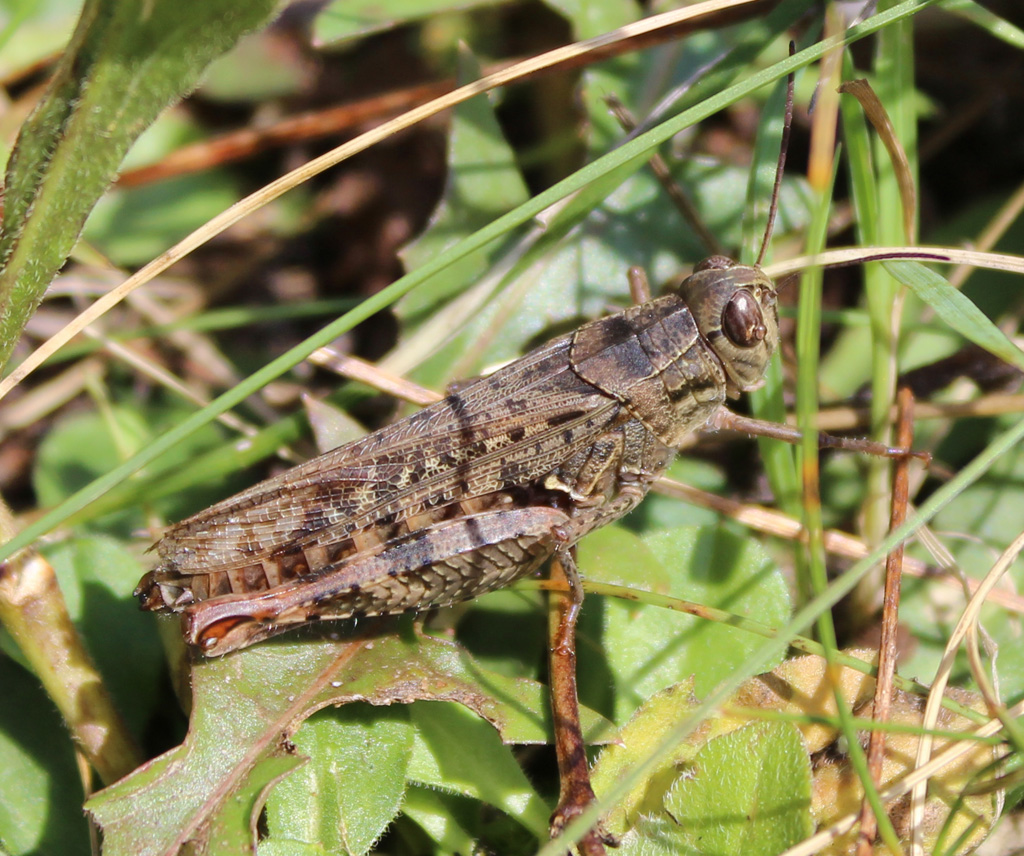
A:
<box><xmin>668</xmin><ymin>255</ymin><xmax>779</xmax><ymax>396</ymax></box>
<box><xmin>569</xmin><ymin>256</ymin><xmax>780</xmax><ymax>449</ymax></box>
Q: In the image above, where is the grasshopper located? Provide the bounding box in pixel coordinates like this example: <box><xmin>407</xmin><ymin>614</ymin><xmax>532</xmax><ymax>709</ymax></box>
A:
<box><xmin>135</xmin><ymin>71</ymin><xmax>920</xmax><ymax>660</ymax></box>
<box><xmin>136</xmin><ymin>255</ymin><xmax>781</xmax><ymax>656</ymax></box>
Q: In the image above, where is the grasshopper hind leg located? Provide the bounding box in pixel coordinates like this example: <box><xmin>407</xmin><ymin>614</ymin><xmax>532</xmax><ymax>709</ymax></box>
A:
<box><xmin>181</xmin><ymin>506</ymin><xmax>576</xmax><ymax>656</ymax></box>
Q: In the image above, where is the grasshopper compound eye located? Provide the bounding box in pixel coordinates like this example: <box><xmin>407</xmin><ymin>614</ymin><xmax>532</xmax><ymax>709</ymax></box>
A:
<box><xmin>670</xmin><ymin>264</ymin><xmax>779</xmax><ymax>394</ymax></box>
<box><xmin>722</xmin><ymin>290</ymin><xmax>768</xmax><ymax>348</ymax></box>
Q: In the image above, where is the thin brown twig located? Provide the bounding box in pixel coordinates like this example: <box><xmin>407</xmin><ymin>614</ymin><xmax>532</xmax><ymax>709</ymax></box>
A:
<box><xmin>855</xmin><ymin>387</ymin><xmax>914</xmax><ymax>855</ymax></box>
<box><xmin>811</xmin><ymin>392</ymin><xmax>1024</xmax><ymax>432</ymax></box>
<box><xmin>310</xmin><ymin>347</ymin><xmax>443</xmax><ymax>407</ymax></box>
<box><xmin>652</xmin><ymin>478</ymin><xmax>1024</xmax><ymax>615</ymax></box>
<box><xmin>116</xmin><ymin>80</ymin><xmax>454</xmax><ymax>188</ymax></box>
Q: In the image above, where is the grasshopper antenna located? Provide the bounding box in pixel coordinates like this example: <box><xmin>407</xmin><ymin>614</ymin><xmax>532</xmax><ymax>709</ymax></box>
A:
<box><xmin>606</xmin><ymin>94</ymin><xmax>723</xmax><ymax>257</ymax></box>
<box><xmin>756</xmin><ymin>42</ymin><xmax>796</xmax><ymax>268</ymax></box>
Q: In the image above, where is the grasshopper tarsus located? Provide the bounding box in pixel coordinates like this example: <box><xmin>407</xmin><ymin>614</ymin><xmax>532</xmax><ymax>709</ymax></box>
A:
<box><xmin>550</xmin><ymin>813</ymin><xmax>615</xmax><ymax>856</ymax></box>
<box><xmin>814</xmin><ymin>431</ymin><xmax>931</xmax><ymax>464</ymax></box>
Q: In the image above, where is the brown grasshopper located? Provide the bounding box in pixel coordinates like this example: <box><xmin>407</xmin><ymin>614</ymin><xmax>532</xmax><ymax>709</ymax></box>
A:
<box><xmin>135</xmin><ymin>72</ymin><xmax>918</xmax><ymax>661</ymax></box>
<box><xmin>136</xmin><ymin>255</ymin><xmax>781</xmax><ymax>656</ymax></box>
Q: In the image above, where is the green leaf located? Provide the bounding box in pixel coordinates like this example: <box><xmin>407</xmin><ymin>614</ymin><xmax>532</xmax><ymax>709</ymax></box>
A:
<box><xmin>408</xmin><ymin>702</ymin><xmax>550</xmax><ymax>839</ymax></box>
<box><xmin>258</xmin><ymin>840</ymin><xmax>324</xmax><ymax>856</ymax></box>
<box><xmin>86</xmin><ymin>170</ymin><xmax>242</xmax><ymax>266</ymax></box>
<box><xmin>36</xmin><ymin>402</ymin><xmax>146</xmax><ymax>487</ymax></box>
<box><xmin>313</xmin><ymin>0</ymin><xmax>507</xmax><ymax>46</ymax></box>
<box><xmin>265</xmin><ymin>706</ymin><xmax>414</xmax><ymax>856</ymax></box>
<box><xmin>661</xmin><ymin>722</ymin><xmax>813</xmax><ymax>855</ymax></box>
<box><xmin>42</xmin><ymin>535</ymin><xmax>160</xmax><ymax>736</ymax></box>
<box><xmin>33</xmin><ymin>405</ymin><xmax>150</xmax><ymax>528</ymax></box>
<box><xmin>545</xmin><ymin>0</ymin><xmax>639</xmax><ymax>148</ymax></box>
<box><xmin>0</xmin><ymin>658</ymin><xmax>89</xmax><ymax>856</ymax></box>
<box><xmin>591</xmin><ymin>695</ymin><xmax>813</xmax><ymax>853</ymax></box>
<box><xmin>884</xmin><ymin>260</ymin><xmax>1024</xmax><ymax>372</ymax></box>
<box><xmin>590</xmin><ymin>680</ymin><xmax>701</xmax><ymax>837</ymax></box>
<box><xmin>200</xmin><ymin>29</ymin><xmax>309</xmax><ymax>102</ymax></box>
<box><xmin>398</xmin><ymin>47</ymin><xmax>529</xmax><ymax>322</ymax></box>
<box><xmin>0</xmin><ymin>0</ymin><xmax>78</xmax><ymax>83</ymax></box>
<box><xmin>580</xmin><ymin>525</ymin><xmax>790</xmax><ymax>722</ymax></box>
<box><xmin>0</xmin><ymin>0</ymin><xmax>280</xmax><ymax>370</ymax></box>
<box><xmin>400</xmin><ymin>786</ymin><xmax>477</xmax><ymax>854</ymax></box>
<box><xmin>86</xmin><ymin>631</ymin><xmax>606</xmax><ymax>854</ymax></box>
<box><xmin>211</xmin><ymin>752</ymin><xmax>307</xmax><ymax>856</ymax></box>
<box><xmin>627</xmin><ymin>456</ymin><xmax>728</xmax><ymax>532</ymax></box>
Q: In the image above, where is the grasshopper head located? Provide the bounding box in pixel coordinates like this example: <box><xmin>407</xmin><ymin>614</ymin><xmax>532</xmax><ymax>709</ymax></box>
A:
<box><xmin>670</xmin><ymin>255</ymin><xmax>779</xmax><ymax>395</ymax></box>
